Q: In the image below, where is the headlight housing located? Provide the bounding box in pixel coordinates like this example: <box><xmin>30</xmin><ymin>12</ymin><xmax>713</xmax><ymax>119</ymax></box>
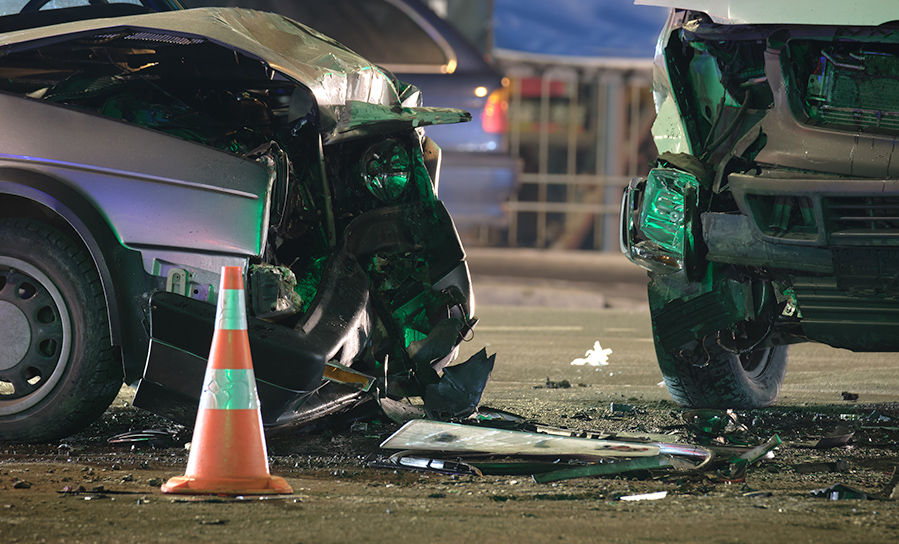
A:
<box><xmin>620</xmin><ymin>168</ymin><xmax>701</xmax><ymax>277</ymax></box>
<box><xmin>360</xmin><ymin>138</ymin><xmax>412</xmax><ymax>201</ymax></box>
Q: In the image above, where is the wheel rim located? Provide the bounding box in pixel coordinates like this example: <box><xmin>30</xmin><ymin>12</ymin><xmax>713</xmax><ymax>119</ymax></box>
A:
<box><xmin>0</xmin><ymin>258</ymin><xmax>72</xmax><ymax>415</ymax></box>
<box><xmin>739</xmin><ymin>348</ymin><xmax>771</xmax><ymax>378</ymax></box>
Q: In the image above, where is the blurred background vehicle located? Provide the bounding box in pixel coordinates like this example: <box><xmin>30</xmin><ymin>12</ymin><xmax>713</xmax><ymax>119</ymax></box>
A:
<box><xmin>179</xmin><ymin>0</ymin><xmax>520</xmax><ymax>240</ymax></box>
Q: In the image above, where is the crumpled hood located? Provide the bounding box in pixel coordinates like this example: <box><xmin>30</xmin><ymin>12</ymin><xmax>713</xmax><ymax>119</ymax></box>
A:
<box><xmin>636</xmin><ymin>0</ymin><xmax>899</xmax><ymax>26</ymax></box>
<box><xmin>0</xmin><ymin>7</ymin><xmax>469</xmax><ymax>142</ymax></box>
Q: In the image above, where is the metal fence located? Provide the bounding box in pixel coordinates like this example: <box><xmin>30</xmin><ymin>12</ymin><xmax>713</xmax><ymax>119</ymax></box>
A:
<box><xmin>496</xmin><ymin>52</ymin><xmax>656</xmax><ymax>250</ymax></box>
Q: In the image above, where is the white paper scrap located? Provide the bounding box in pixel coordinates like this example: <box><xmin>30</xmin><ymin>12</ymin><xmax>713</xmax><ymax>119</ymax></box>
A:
<box><xmin>570</xmin><ymin>341</ymin><xmax>612</xmax><ymax>366</ymax></box>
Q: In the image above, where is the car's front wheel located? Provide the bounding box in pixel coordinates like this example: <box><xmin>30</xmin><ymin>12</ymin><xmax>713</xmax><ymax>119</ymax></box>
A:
<box><xmin>0</xmin><ymin>218</ymin><xmax>121</xmax><ymax>442</ymax></box>
<box><xmin>647</xmin><ymin>268</ymin><xmax>789</xmax><ymax>409</ymax></box>
<box><xmin>653</xmin><ymin>329</ymin><xmax>788</xmax><ymax>409</ymax></box>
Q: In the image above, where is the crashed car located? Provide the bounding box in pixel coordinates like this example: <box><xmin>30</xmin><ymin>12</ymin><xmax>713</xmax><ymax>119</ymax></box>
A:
<box><xmin>622</xmin><ymin>1</ymin><xmax>899</xmax><ymax>408</ymax></box>
<box><xmin>0</xmin><ymin>0</ymin><xmax>490</xmax><ymax>443</ymax></box>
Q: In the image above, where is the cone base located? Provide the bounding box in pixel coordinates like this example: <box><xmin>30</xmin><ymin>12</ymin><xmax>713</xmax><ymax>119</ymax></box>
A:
<box><xmin>161</xmin><ymin>474</ymin><xmax>293</xmax><ymax>495</ymax></box>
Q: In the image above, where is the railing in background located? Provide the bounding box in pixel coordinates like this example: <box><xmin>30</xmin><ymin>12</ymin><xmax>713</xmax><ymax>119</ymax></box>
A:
<box><xmin>496</xmin><ymin>52</ymin><xmax>656</xmax><ymax>251</ymax></box>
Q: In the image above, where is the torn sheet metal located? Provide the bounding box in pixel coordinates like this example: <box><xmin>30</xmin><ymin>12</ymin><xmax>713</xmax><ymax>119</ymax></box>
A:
<box><xmin>533</xmin><ymin>424</ymin><xmax>679</xmax><ymax>445</ymax></box>
<box><xmin>380</xmin><ymin>420</ymin><xmax>663</xmax><ymax>459</ymax></box>
<box><xmin>0</xmin><ymin>8</ymin><xmax>470</xmax><ymax>144</ymax></box>
<box><xmin>533</xmin><ymin>455</ymin><xmax>696</xmax><ymax>484</ymax></box>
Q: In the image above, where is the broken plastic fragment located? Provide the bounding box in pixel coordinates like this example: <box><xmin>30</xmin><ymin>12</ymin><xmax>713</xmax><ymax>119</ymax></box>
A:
<box><xmin>423</xmin><ymin>349</ymin><xmax>495</xmax><ymax>420</ymax></box>
<box><xmin>790</xmin><ymin>426</ymin><xmax>854</xmax><ymax>449</ymax></box>
<box><xmin>683</xmin><ymin>409</ymin><xmax>745</xmax><ymax>441</ymax></box>
<box><xmin>378</xmin><ymin>396</ymin><xmax>427</xmax><ymax>424</ymax></box>
<box><xmin>467</xmin><ymin>407</ymin><xmax>524</xmax><ymax>424</ymax></box>
<box><xmin>810</xmin><ymin>483</ymin><xmax>873</xmax><ymax>501</ymax></box>
<box><xmin>716</xmin><ymin>435</ymin><xmax>781</xmax><ymax>482</ymax></box>
<box><xmin>570</xmin><ymin>341</ymin><xmax>612</xmax><ymax>366</ymax></box>
<box><xmin>322</xmin><ymin>362</ymin><xmax>376</xmax><ymax>392</ymax></box>
<box><xmin>739</xmin><ymin>435</ymin><xmax>782</xmax><ymax>464</ymax></box>
<box><xmin>378</xmin><ymin>454</ymin><xmax>483</xmax><ymax>476</ymax></box>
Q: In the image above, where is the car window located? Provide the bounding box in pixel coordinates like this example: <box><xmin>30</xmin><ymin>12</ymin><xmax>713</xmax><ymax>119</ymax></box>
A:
<box><xmin>181</xmin><ymin>0</ymin><xmax>448</xmax><ymax>67</ymax></box>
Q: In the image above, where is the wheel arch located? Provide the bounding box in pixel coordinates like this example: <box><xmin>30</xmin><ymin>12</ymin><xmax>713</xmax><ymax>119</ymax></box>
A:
<box><xmin>0</xmin><ymin>167</ymin><xmax>149</xmax><ymax>382</ymax></box>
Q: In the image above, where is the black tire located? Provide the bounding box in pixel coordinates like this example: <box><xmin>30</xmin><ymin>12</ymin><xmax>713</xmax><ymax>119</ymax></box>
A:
<box><xmin>647</xmin><ymin>268</ymin><xmax>789</xmax><ymax>409</ymax></box>
<box><xmin>653</xmin><ymin>323</ymin><xmax>788</xmax><ymax>409</ymax></box>
<box><xmin>0</xmin><ymin>218</ymin><xmax>122</xmax><ymax>442</ymax></box>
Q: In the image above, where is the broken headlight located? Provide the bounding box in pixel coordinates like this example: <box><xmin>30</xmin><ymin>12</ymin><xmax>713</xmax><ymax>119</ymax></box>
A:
<box><xmin>620</xmin><ymin>168</ymin><xmax>701</xmax><ymax>276</ymax></box>
<box><xmin>360</xmin><ymin>138</ymin><xmax>413</xmax><ymax>201</ymax></box>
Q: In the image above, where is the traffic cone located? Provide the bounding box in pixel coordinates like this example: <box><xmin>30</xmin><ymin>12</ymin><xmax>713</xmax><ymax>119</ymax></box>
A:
<box><xmin>161</xmin><ymin>266</ymin><xmax>293</xmax><ymax>495</ymax></box>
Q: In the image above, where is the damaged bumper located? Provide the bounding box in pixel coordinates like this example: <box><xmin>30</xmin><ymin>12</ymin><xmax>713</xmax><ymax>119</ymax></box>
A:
<box><xmin>134</xmin><ymin>200</ymin><xmax>479</xmax><ymax>433</ymax></box>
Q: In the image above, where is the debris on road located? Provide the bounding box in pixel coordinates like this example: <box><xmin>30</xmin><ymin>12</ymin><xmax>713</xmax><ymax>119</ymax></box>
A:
<box><xmin>107</xmin><ymin>430</ymin><xmax>180</xmax><ymax>448</ymax></box>
<box><xmin>539</xmin><ymin>378</ymin><xmax>572</xmax><ymax>389</ymax></box>
<box><xmin>810</xmin><ymin>483</ymin><xmax>876</xmax><ymax>501</ymax></box>
<box><xmin>619</xmin><ymin>491</ymin><xmax>668</xmax><ymax>502</ymax></box>
<box><xmin>532</xmin><ymin>456</ymin><xmax>695</xmax><ymax>484</ymax></box>
<box><xmin>570</xmin><ymin>341</ymin><xmax>612</xmax><ymax>367</ymax></box>
<box><xmin>789</xmin><ymin>426</ymin><xmax>854</xmax><ymax>449</ymax></box>
<box><xmin>377</xmin><ymin>419</ymin><xmax>725</xmax><ymax>483</ymax></box>
<box><xmin>682</xmin><ymin>409</ymin><xmax>746</xmax><ymax>443</ymax></box>
<box><xmin>610</xmin><ymin>403</ymin><xmax>635</xmax><ymax>413</ymax></box>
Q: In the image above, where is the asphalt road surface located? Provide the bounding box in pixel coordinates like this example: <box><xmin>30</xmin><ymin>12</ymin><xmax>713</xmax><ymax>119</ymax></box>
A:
<box><xmin>2</xmin><ymin>249</ymin><xmax>898</xmax><ymax>543</ymax></box>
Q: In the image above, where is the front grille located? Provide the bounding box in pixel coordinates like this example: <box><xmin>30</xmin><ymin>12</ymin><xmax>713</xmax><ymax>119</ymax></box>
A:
<box><xmin>805</xmin><ymin>48</ymin><xmax>899</xmax><ymax>133</ymax></box>
<box><xmin>824</xmin><ymin>196</ymin><xmax>899</xmax><ymax>240</ymax></box>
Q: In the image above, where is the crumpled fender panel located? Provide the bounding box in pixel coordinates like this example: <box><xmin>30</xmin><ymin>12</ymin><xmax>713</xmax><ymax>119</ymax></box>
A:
<box><xmin>133</xmin><ymin>244</ymin><xmax>372</xmax><ymax>427</ymax></box>
<box><xmin>0</xmin><ymin>8</ymin><xmax>470</xmax><ymax>144</ymax></box>
<box><xmin>133</xmin><ymin>200</ymin><xmax>473</xmax><ymax>430</ymax></box>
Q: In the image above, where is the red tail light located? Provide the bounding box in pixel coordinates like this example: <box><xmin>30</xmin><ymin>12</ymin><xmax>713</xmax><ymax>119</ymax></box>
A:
<box><xmin>481</xmin><ymin>88</ymin><xmax>508</xmax><ymax>134</ymax></box>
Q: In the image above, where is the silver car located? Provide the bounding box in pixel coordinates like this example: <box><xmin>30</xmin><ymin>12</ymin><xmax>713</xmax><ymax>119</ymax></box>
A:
<box><xmin>0</xmin><ymin>0</ymin><xmax>483</xmax><ymax>442</ymax></box>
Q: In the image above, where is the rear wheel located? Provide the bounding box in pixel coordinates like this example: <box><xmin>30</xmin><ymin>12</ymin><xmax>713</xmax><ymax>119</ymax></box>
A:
<box><xmin>0</xmin><ymin>218</ymin><xmax>121</xmax><ymax>442</ymax></box>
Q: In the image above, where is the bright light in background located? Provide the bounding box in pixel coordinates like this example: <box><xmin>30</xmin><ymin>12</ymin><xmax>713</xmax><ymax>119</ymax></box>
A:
<box><xmin>474</xmin><ymin>86</ymin><xmax>488</xmax><ymax>97</ymax></box>
<box><xmin>481</xmin><ymin>88</ymin><xmax>509</xmax><ymax>133</ymax></box>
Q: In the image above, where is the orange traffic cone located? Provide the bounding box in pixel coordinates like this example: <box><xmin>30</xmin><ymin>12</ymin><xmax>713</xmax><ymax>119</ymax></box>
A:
<box><xmin>161</xmin><ymin>266</ymin><xmax>292</xmax><ymax>495</ymax></box>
